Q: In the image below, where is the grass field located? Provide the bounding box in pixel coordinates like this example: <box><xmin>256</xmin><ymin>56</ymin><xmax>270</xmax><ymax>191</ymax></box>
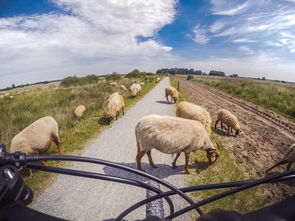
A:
<box><xmin>188</xmin><ymin>75</ymin><xmax>295</xmax><ymax>121</ymax></box>
<box><xmin>0</xmin><ymin>75</ymin><xmax>159</xmax><ymax>194</ymax></box>
<box><xmin>170</xmin><ymin>78</ymin><xmax>269</xmax><ymax>215</ymax></box>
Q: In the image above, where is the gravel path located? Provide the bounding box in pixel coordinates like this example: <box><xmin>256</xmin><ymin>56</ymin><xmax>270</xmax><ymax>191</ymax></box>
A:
<box><xmin>33</xmin><ymin>77</ymin><xmax>194</xmax><ymax>221</ymax></box>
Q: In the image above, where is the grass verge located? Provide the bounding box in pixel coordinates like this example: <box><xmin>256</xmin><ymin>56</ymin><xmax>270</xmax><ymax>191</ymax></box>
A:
<box><xmin>170</xmin><ymin>77</ymin><xmax>269</xmax><ymax>215</ymax></box>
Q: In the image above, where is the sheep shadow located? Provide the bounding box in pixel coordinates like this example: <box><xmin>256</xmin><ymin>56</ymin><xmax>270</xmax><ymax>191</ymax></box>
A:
<box><xmin>103</xmin><ymin>162</ymin><xmax>186</xmax><ymax>183</ymax></box>
<box><xmin>155</xmin><ymin>100</ymin><xmax>172</xmax><ymax>105</ymax></box>
<box><xmin>103</xmin><ymin>161</ymin><xmax>210</xmax><ymax>182</ymax></box>
<box><xmin>214</xmin><ymin>128</ymin><xmax>233</xmax><ymax>137</ymax></box>
<box><xmin>190</xmin><ymin>161</ymin><xmax>211</xmax><ymax>174</ymax></box>
<box><xmin>98</xmin><ymin>117</ymin><xmax>109</xmax><ymax>125</ymax></box>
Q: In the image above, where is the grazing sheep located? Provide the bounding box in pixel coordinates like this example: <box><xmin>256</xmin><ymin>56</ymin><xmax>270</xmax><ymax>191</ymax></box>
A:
<box><xmin>156</xmin><ymin>77</ymin><xmax>160</xmax><ymax>82</ymax></box>
<box><xmin>266</xmin><ymin>143</ymin><xmax>295</xmax><ymax>172</ymax></box>
<box><xmin>74</xmin><ymin>105</ymin><xmax>86</xmax><ymax>119</ymax></box>
<box><xmin>10</xmin><ymin>116</ymin><xmax>61</xmax><ymax>176</ymax></box>
<box><xmin>140</xmin><ymin>82</ymin><xmax>145</xmax><ymax>86</ymax></box>
<box><xmin>215</xmin><ymin>109</ymin><xmax>240</xmax><ymax>136</ymax></box>
<box><xmin>106</xmin><ymin>92</ymin><xmax>125</xmax><ymax>124</ymax></box>
<box><xmin>165</xmin><ymin>86</ymin><xmax>179</xmax><ymax>103</ymax></box>
<box><xmin>135</xmin><ymin>115</ymin><xmax>219</xmax><ymax>174</ymax></box>
<box><xmin>120</xmin><ymin>84</ymin><xmax>127</xmax><ymax>91</ymax></box>
<box><xmin>176</xmin><ymin>101</ymin><xmax>212</xmax><ymax>135</ymax></box>
<box><xmin>130</xmin><ymin>84</ymin><xmax>142</xmax><ymax>97</ymax></box>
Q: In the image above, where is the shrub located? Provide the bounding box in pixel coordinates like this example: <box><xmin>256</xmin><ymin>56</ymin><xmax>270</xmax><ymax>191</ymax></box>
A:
<box><xmin>105</xmin><ymin>72</ymin><xmax>122</xmax><ymax>81</ymax></box>
<box><xmin>60</xmin><ymin>75</ymin><xmax>99</xmax><ymax>87</ymax></box>
<box><xmin>125</xmin><ymin>69</ymin><xmax>145</xmax><ymax>78</ymax></box>
<box><xmin>187</xmin><ymin>75</ymin><xmax>194</xmax><ymax>80</ymax></box>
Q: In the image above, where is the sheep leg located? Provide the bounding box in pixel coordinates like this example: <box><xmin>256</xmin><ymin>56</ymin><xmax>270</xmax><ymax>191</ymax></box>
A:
<box><xmin>266</xmin><ymin>160</ymin><xmax>288</xmax><ymax>173</ymax></box>
<box><xmin>287</xmin><ymin>162</ymin><xmax>293</xmax><ymax>170</ymax></box>
<box><xmin>214</xmin><ymin>120</ymin><xmax>220</xmax><ymax>130</ymax></box>
<box><xmin>116</xmin><ymin>112</ymin><xmax>118</xmax><ymax>120</ymax></box>
<box><xmin>122</xmin><ymin>106</ymin><xmax>125</xmax><ymax>115</ymax></box>
<box><xmin>147</xmin><ymin>150</ymin><xmax>157</xmax><ymax>168</ymax></box>
<box><xmin>136</xmin><ymin>151</ymin><xmax>146</xmax><ymax>171</ymax></box>
<box><xmin>184</xmin><ymin>152</ymin><xmax>190</xmax><ymax>174</ymax></box>
<box><xmin>172</xmin><ymin>152</ymin><xmax>181</xmax><ymax>169</ymax></box>
<box><xmin>227</xmin><ymin>125</ymin><xmax>230</xmax><ymax>135</ymax></box>
<box><xmin>52</xmin><ymin>135</ymin><xmax>61</xmax><ymax>155</ymax></box>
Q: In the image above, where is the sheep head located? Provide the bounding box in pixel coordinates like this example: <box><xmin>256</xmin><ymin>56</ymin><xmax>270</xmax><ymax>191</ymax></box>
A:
<box><xmin>206</xmin><ymin>149</ymin><xmax>219</xmax><ymax>164</ymax></box>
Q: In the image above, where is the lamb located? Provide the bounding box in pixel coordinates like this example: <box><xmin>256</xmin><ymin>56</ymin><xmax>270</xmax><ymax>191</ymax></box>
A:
<box><xmin>130</xmin><ymin>83</ymin><xmax>142</xmax><ymax>97</ymax></box>
<box><xmin>266</xmin><ymin>143</ymin><xmax>295</xmax><ymax>172</ymax></box>
<box><xmin>176</xmin><ymin>101</ymin><xmax>212</xmax><ymax>135</ymax></box>
<box><xmin>106</xmin><ymin>92</ymin><xmax>125</xmax><ymax>124</ymax></box>
<box><xmin>74</xmin><ymin>105</ymin><xmax>86</xmax><ymax>119</ymax></box>
<box><xmin>135</xmin><ymin>115</ymin><xmax>219</xmax><ymax>174</ymax></box>
<box><xmin>120</xmin><ymin>84</ymin><xmax>127</xmax><ymax>91</ymax></box>
<box><xmin>165</xmin><ymin>86</ymin><xmax>179</xmax><ymax>103</ymax></box>
<box><xmin>214</xmin><ymin>109</ymin><xmax>241</xmax><ymax>136</ymax></box>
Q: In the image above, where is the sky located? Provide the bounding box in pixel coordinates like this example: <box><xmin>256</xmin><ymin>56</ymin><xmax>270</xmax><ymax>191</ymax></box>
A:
<box><xmin>0</xmin><ymin>0</ymin><xmax>295</xmax><ymax>88</ymax></box>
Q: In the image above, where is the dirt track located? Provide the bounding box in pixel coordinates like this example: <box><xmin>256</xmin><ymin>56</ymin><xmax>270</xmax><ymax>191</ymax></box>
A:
<box><xmin>175</xmin><ymin>76</ymin><xmax>295</xmax><ymax>200</ymax></box>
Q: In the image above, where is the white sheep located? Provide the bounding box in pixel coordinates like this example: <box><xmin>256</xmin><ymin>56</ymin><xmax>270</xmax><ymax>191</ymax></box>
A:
<box><xmin>120</xmin><ymin>84</ymin><xmax>127</xmax><ymax>91</ymax></box>
<box><xmin>106</xmin><ymin>92</ymin><xmax>125</xmax><ymax>124</ymax></box>
<box><xmin>156</xmin><ymin>77</ymin><xmax>161</xmax><ymax>82</ymax></box>
<box><xmin>165</xmin><ymin>86</ymin><xmax>179</xmax><ymax>103</ymax></box>
<box><xmin>109</xmin><ymin>82</ymin><xmax>117</xmax><ymax>86</ymax></box>
<box><xmin>74</xmin><ymin>105</ymin><xmax>86</xmax><ymax>119</ymax></box>
<box><xmin>135</xmin><ymin>115</ymin><xmax>219</xmax><ymax>174</ymax></box>
<box><xmin>214</xmin><ymin>109</ymin><xmax>241</xmax><ymax>136</ymax></box>
<box><xmin>176</xmin><ymin>101</ymin><xmax>212</xmax><ymax>135</ymax></box>
<box><xmin>10</xmin><ymin>116</ymin><xmax>61</xmax><ymax>176</ymax></box>
<box><xmin>130</xmin><ymin>84</ymin><xmax>142</xmax><ymax>97</ymax></box>
<box><xmin>140</xmin><ymin>82</ymin><xmax>145</xmax><ymax>86</ymax></box>
<box><xmin>266</xmin><ymin>143</ymin><xmax>295</xmax><ymax>172</ymax></box>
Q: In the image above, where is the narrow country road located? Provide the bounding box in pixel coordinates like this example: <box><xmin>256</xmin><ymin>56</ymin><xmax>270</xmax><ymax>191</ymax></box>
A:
<box><xmin>33</xmin><ymin>77</ymin><xmax>193</xmax><ymax>220</ymax></box>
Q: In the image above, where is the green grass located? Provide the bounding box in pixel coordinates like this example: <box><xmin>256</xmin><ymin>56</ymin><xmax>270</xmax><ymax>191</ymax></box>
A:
<box><xmin>0</xmin><ymin>76</ymin><xmax>159</xmax><ymax>195</ymax></box>
<box><xmin>170</xmin><ymin>77</ymin><xmax>270</xmax><ymax>215</ymax></box>
<box><xmin>189</xmin><ymin>76</ymin><xmax>295</xmax><ymax>120</ymax></box>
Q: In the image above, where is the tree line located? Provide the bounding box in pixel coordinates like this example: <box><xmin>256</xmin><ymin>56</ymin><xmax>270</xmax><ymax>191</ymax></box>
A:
<box><xmin>156</xmin><ymin>68</ymin><xmax>226</xmax><ymax>76</ymax></box>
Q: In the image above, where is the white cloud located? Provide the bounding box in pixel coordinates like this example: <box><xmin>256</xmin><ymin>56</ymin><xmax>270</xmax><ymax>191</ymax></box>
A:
<box><xmin>232</xmin><ymin>38</ymin><xmax>255</xmax><ymax>43</ymax></box>
<box><xmin>192</xmin><ymin>25</ymin><xmax>209</xmax><ymax>45</ymax></box>
<box><xmin>210</xmin><ymin>0</ymin><xmax>251</xmax><ymax>16</ymax></box>
<box><xmin>209</xmin><ymin>21</ymin><xmax>225</xmax><ymax>33</ymax></box>
<box><xmin>0</xmin><ymin>0</ymin><xmax>177</xmax><ymax>88</ymax></box>
<box><xmin>238</xmin><ymin>45</ymin><xmax>254</xmax><ymax>54</ymax></box>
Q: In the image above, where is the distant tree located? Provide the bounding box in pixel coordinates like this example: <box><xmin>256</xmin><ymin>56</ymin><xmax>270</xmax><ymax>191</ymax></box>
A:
<box><xmin>125</xmin><ymin>69</ymin><xmax>144</xmax><ymax>78</ymax></box>
<box><xmin>12</xmin><ymin>84</ymin><xmax>15</xmax><ymax>88</ymax></box>
<box><xmin>105</xmin><ymin>72</ymin><xmax>122</xmax><ymax>80</ymax></box>
<box><xmin>262</xmin><ymin>77</ymin><xmax>266</xmax><ymax>80</ymax></box>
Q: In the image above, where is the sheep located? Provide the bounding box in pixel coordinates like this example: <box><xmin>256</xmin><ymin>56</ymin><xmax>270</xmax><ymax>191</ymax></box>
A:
<box><xmin>130</xmin><ymin>83</ymin><xmax>142</xmax><ymax>97</ymax></box>
<box><xmin>74</xmin><ymin>105</ymin><xmax>86</xmax><ymax>119</ymax></box>
<box><xmin>266</xmin><ymin>143</ymin><xmax>295</xmax><ymax>173</ymax></box>
<box><xmin>176</xmin><ymin>101</ymin><xmax>212</xmax><ymax>135</ymax></box>
<box><xmin>10</xmin><ymin>116</ymin><xmax>61</xmax><ymax>176</ymax></box>
<box><xmin>140</xmin><ymin>82</ymin><xmax>145</xmax><ymax>86</ymax></box>
<box><xmin>135</xmin><ymin>115</ymin><xmax>219</xmax><ymax>174</ymax></box>
<box><xmin>214</xmin><ymin>109</ymin><xmax>240</xmax><ymax>136</ymax></box>
<box><xmin>156</xmin><ymin>77</ymin><xmax>161</xmax><ymax>82</ymax></box>
<box><xmin>106</xmin><ymin>92</ymin><xmax>125</xmax><ymax>124</ymax></box>
<box><xmin>120</xmin><ymin>84</ymin><xmax>127</xmax><ymax>91</ymax></box>
<box><xmin>165</xmin><ymin>86</ymin><xmax>178</xmax><ymax>103</ymax></box>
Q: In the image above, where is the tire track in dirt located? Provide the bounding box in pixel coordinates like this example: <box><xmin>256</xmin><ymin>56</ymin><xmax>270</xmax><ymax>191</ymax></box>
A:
<box><xmin>175</xmin><ymin>76</ymin><xmax>295</xmax><ymax>201</ymax></box>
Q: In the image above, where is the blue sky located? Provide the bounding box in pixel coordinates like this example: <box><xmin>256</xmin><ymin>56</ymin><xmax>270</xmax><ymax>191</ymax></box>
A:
<box><xmin>0</xmin><ymin>0</ymin><xmax>295</xmax><ymax>88</ymax></box>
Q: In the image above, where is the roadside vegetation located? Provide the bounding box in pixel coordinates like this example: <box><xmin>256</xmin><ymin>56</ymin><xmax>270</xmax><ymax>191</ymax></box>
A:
<box><xmin>170</xmin><ymin>78</ymin><xmax>269</xmax><ymax>215</ymax></box>
<box><xmin>189</xmin><ymin>76</ymin><xmax>295</xmax><ymax>121</ymax></box>
<box><xmin>0</xmin><ymin>71</ymin><xmax>161</xmax><ymax>195</ymax></box>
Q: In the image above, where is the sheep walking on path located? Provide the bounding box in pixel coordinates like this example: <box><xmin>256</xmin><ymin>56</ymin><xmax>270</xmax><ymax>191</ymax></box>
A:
<box><xmin>130</xmin><ymin>84</ymin><xmax>141</xmax><ymax>97</ymax></box>
<box><xmin>135</xmin><ymin>115</ymin><xmax>219</xmax><ymax>174</ymax></box>
<box><xmin>165</xmin><ymin>86</ymin><xmax>179</xmax><ymax>103</ymax></box>
<box><xmin>215</xmin><ymin>109</ymin><xmax>240</xmax><ymax>136</ymax></box>
<box><xmin>266</xmin><ymin>143</ymin><xmax>295</xmax><ymax>172</ymax></box>
<box><xmin>106</xmin><ymin>92</ymin><xmax>125</xmax><ymax>124</ymax></box>
<box><xmin>176</xmin><ymin>101</ymin><xmax>212</xmax><ymax>135</ymax></box>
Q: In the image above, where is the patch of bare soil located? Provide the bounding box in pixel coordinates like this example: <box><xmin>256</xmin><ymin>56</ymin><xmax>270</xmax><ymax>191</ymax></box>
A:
<box><xmin>175</xmin><ymin>77</ymin><xmax>295</xmax><ymax>201</ymax></box>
